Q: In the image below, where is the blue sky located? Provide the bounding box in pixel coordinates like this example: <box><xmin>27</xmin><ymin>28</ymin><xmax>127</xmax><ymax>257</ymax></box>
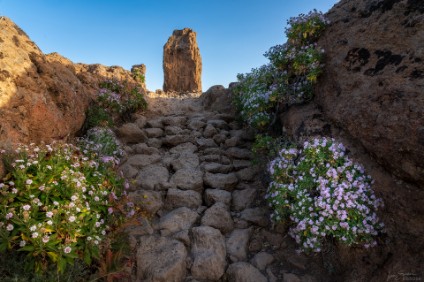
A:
<box><xmin>0</xmin><ymin>0</ymin><xmax>339</xmax><ymax>91</ymax></box>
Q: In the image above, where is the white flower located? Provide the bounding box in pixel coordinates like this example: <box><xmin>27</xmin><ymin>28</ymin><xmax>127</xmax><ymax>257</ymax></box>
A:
<box><xmin>69</xmin><ymin>215</ymin><xmax>76</xmax><ymax>222</ymax></box>
<box><xmin>26</xmin><ymin>179</ymin><xmax>33</xmax><ymax>185</ymax></box>
<box><xmin>30</xmin><ymin>225</ymin><xmax>37</xmax><ymax>231</ymax></box>
<box><xmin>31</xmin><ymin>232</ymin><xmax>39</xmax><ymax>238</ymax></box>
<box><xmin>64</xmin><ymin>246</ymin><xmax>72</xmax><ymax>254</ymax></box>
<box><xmin>69</xmin><ymin>202</ymin><xmax>75</xmax><ymax>208</ymax></box>
<box><xmin>19</xmin><ymin>240</ymin><xmax>26</xmax><ymax>247</ymax></box>
<box><xmin>6</xmin><ymin>224</ymin><xmax>14</xmax><ymax>231</ymax></box>
<box><xmin>46</xmin><ymin>165</ymin><xmax>52</xmax><ymax>170</ymax></box>
<box><xmin>12</xmin><ymin>188</ymin><xmax>18</xmax><ymax>194</ymax></box>
<box><xmin>23</xmin><ymin>205</ymin><xmax>31</xmax><ymax>211</ymax></box>
<box><xmin>47</xmin><ymin>220</ymin><xmax>53</xmax><ymax>225</ymax></box>
<box><xmin>42</xmin><ymin>236</ymin><xmax>50</xmax><ymax>243</ymax></box>
<box><xmin>71</xmin><ymin>195</ymin><xmax>78</xmax><ymax>201</ymax></box>
<box><xmin>95</xmin><ymin>222</ymin><xmax>101</xmax><ymax>227</ymax></box>
<box><xmin>53</xmin><ymin>201</ymin><xmax>59</xmax><ymax>206</ymax></box>
<box><xmin>39</xmin><ymin>185</ymin><xmax>45</xmax><ymax>191</ymax></box>
<box><xmin>46</xmin><ymin>211</ymin><xmax>53</xmax><ymax>218</ymax></box>
<box><xmin>94</xmin><ymin>196</ymin><xmax>99</xmax><ymax>202</ymax></box>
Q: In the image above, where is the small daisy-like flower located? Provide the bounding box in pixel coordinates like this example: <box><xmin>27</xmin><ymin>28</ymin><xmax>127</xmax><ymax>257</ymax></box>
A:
<box><xmin>23</xmin><ymin>205</ymin><xmax>31</xmax><ymax>211</ymax></box>
<box><xmin>12</xmin><ymin>188</ymin><xmax>18</xmax><ymax>194</ymax></box>
<box><xmin>5</xmin><ymin>212</ymin><xmax>13</xmax><ymax>220</ymax></box>
<box><xmin>19</xmin><ymin>240</ymin><xmax>26</xmax><ymax>247</ymax></box>
<box><xmin>42</xmin><ymin>236</ymin><xmax>50</xmax><ymax>243</ymax></box>
<box><xmin>64</xmin><ymin>246</ymin><xmax>72</xmax><ymax>254</ymax></box>
<box><xmin>46</xmin><ymin>211</ymin><xmax>53</xmax><ymax>218</ymax></box>
<box><xmin>31</xmin><ymin>232</ymin><xmax>39</xmax><ymax>238</ymax></box>
<box><xmin>6</xmin><ymin>224</ymin><xmax>14</xmax><ymax>231</ymax></box>
<box><xmin>47</xmin><ymin>220</ymin><xmax>53</xmax><ymax>225</ymax></box>
<box><xmin>26</xmin><ymin>179</ymin><xmax>33</xmax><ymax>185</ymax></box>
<box><xmin>69</xmin><ymin>215</ymin><xmax>76</xmax><ymax>222</ymax></box>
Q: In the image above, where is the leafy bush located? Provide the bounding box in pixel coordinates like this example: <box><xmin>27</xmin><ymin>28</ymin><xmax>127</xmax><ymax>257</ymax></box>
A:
<box><xmin>0</xmin><ymin>142</ymin><xmax>133</xmax><ymax>273</ymax></box>
<box><xmin>233</xmin><ymin>10</ymin><xmax>328</xmax><ymax>130</ymax></box>
<box><xmin>266</xmin><ymin>137</ymin><xmax>384</xmax><ymax>253</ymax></box>
<box><xmin>85</xmin><ymin>79</ymin><xmax>147</xmax><ymax>129</ymax></box>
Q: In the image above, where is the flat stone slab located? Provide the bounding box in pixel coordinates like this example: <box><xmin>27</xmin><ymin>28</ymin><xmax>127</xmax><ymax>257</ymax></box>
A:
<box><xmin>137</xmin><ymin>235</ymin><xmax>187</xmax><ymax>281</ymax></box>
<box><xmin>191</xmin><ymin>226</ymin><xmax>227</xmax><ymax>281</ymax></box>
<box><xmin>166</xmin><ymin>188</ymin><xmax>202</xmax><ymax>210</ymax></box>
<box><xmin>171</xmin><ymin>168</ymin><xmax>203</xmax><ymax>192</ymax></box>
<box><xmin>204</xmin><ymin>172</ymin><xmax>238</xmax><ymax>191</ymax></box>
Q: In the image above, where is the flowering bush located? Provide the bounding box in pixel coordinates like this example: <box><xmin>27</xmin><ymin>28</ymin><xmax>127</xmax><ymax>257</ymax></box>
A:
<box><xmin>0</xmin><ymin>142</ymin><xmax>133</xmax><ymax>273</ymax></box>
<box><xmin>85</xmin><ymin>79</ymin><xmax>147</xmax><ymax>129</ymax></box>
<box><xmin>233</xmin><ymin>10</ymin><xmax>327</xmax><ymax>130</ymax></box>
<box><xmin>266</xmin><ymin>137</ymin><xmax>384</xmax><ymax>253</ymax></box>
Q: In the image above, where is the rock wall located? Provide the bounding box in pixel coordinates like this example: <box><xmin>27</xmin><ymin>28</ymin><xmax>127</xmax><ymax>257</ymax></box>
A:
<box><xmin>163</xmin><ymin>28</ymin><xmax>202</xmax><ymax>93</ymax></box>
<box><xmin>315</xmin><ymin>0</ymin><xmax>424</xmax><ymax>185</ymax></box>
<box><xmin>0</xmin><ymin>17</ymin><xmax>146</xmax><ymax>147</ymax></box>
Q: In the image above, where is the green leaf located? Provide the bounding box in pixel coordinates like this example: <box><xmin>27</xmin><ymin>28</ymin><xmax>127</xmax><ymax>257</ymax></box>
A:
<box><xmin>47</xmin><ymin>251</ymin><xmax>59</xmax><ymax>262</ymax></box>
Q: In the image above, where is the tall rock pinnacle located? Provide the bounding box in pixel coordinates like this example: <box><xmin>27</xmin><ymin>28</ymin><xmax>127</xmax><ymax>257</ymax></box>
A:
<box><xmin>163</xmin><ymin>28</ymin><xmax>202</xmax><ymax>93</ymax></box>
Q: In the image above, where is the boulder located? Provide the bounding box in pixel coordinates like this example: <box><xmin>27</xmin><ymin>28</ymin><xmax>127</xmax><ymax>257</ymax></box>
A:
<box><xmin>129</xmin><ymin>190</ymin><xmax>163</xmax><ymax>215</ymax></box>
<box><xmin>204</xmin><ymin>172</ymin><xmax>238</xmax><ymax>190</ymax></box>
<box><xmin>136</xmin><ymin>164</ymin><xmax>169</xmax><ymax>190</ymax></box>
<box><xmin>163</xmin><ymin>28</ymin><xmax>202</xmax><ymax>93</ymax></box>
<box><xmin>226</xmin><ymin>228</ymin><xmax>253</xmax><ymax>262</ymax></box>
<box><xmin>158</xmin><ymin>207</ymin><xmax>199</xmax><ymax>236</ymax></box>
<box><xmin>137</xmin><ymin>235</ymin><xmax>187</xmax><ymax>281</ymax></box>
<box><xmin>250</xmin><ymin>252</ymin><xmax>275</xmax><ymax>271</ymax></box>
<box><xmin>170</xmin><ymin>168</ymin><xmax>203</xmax><ymax>191</ymax></box>
<box><xmin>200</xmin><ymin>85</ymin><xmax>235</xmax><ymax>114</ymax></box>
<box><xmin>201</xmin><ymin>202</ymin><xmax>234</xmax><ymax>234</ymax></box>
<box><xmin>165</xmin><ymin>188</ymin><xmax>202</xmax><ymax>210</ymax></box>
<box><xmin>225</xmin><ymin>262</ymin><xmax>267</xmax><ymax>282</ymax></box>
<box><xmin>191</xmin><ymin>226</ymin><xmax>226</xmax><ymax>281</ymax></box>
<box><xmin>116</xmin><ymin>123</ymin><xmax>147</xmax><ymax>144</ymax></box>
<box><xmin>316</xmin><ymin>0</ymin><xmax>424</xmax><ymax>185</ymax></box>
<box><xmin>204</xmin><ymin>189</ymin><xmax>232</xmax><ymax>206</ymax></box>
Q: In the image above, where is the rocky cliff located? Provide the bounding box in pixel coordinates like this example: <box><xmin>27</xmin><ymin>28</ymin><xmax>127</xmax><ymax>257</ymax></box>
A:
<box><xmin>279</xmin><ymin>0</ymin><xmax>424</xmax><ymax>280</ymax></box>
<box><xmin>315</xmin><ymin>0</ymin><xmax>424</xmax><ymax>186</ymax></box>
<box><xmin>0</xmin><ymin>17</ymin><xmax>146</xmax><ymax>147</ymax></box>
<box><xmin>163</xmin><ymin>28</ymin><xmax>202</xmax><ymax>93</ymax></box>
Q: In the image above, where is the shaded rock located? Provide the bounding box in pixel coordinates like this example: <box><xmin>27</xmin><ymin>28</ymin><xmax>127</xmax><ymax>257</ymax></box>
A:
<box><xmin>119</xmin><ymin>163</ymin><xmax>138</xmax><ymax>179</ymax></box>
<box><xmin>225</xmin><ymin>136</ymin><xmax>240</xmax><ymax>147</ymax></box>
<box><xmin>163</xmin><ymin>116</ymin><xmax>187</xmax><ymax>127</ymax></box>
<box><xmin>173</xmin><ymin>230</ymin><xmax>190</xmax><ymax>246</ymax></box>
<box><xmin>191</xmin><ymin>226</ymin><xmax>226</xmax><ymax>281</ymax></box>
<box><xmin>132</xmin><ymin>143</ymin><xmax>160</xmax><ymax>155</ymax></box>
<box><xmin>188</xmin><ymin>119</ymin><xmax>206</xmax><ymax>130</ymax></box>
<box><xmin>201</xmin><ymin>202</ymin><xmax>234</xmax><ymax>234</ymax></box>
<box><xmin>146</xmin><ymin>117</ymin><xmax>163</xmax><ymax>128</ymax></box>
<box><xmin>196</xmin><ymin>137</ymin><xmax>217</xmax><ymax>149</ymax></box>
<box><xmin>226</xmin><ymin>147</ymin><xmax>252</xmax><ymax>160</ymax></box>
<box><xmin>203</xmin><ymin>124</ymin><xmax>218</xmax><ymax>138</ymax></box>
<box><xmin>163</xmin><ymin>28</ymin><xmax>202</xmax><ymax>93</ymax></box>
<box><xmin>125</xmin><ymin>154</ymin><xmax>161</xmax><ymax>168</ymax></box>
<box><xmin>316</xmin><ymin>0</ymin><xmax>424</xmax><ymax>185</ymax></box>
<box><xmin>163</xmin><ymin>135</ymin><xmax>191</xmax><ymax>146</ymax></box>
<box><xmin>232</xmin><ymin>188</ymin><xmax>257</xmax><ymax>211</ymax></box>
<box><xmin>158</xmin><ymin>207</ymin><xmax>198</xmax><ymax>236</ymax></box>
<box><xmin>137</xmin><ymin>235</ymin><xmax>187</xmax><ymax>282</ymax></box>
<box><xmin>171</xmin><ymin>152</ymin><xmax>199</xmax><ymax>170</ymax></box>
<box><xmin>226</xmin><ymin>228</ymin><xmax>253</xmax><ymax>262</ymax></box>
<box><xmin>116</xmin><ymin>123</ymin><xmax>147</xmax><ymax>144</ymax></box>
<box><xmin>202</xmin><ymin>162</ymin><xmax>234</xmax><ymax>174</ymax></box>
<box><xmin>207</xmin><ymin>119</ymin><xmax>229</xmax><ymax>130</ymax></box>
<box><xmin>129</xmin><ymin>190</ymin><xmax>163</xmax><ymax>215</ymax></box>
<box><xmin>236</xmin><ymin>166</ymin><xmax>260</xmax><ymax>182</ymax></box>
<box><xmin>134</xmin><ymin>115</ymin><xmax>147</xmax><ymax>129</ymax></box>
<box><xmin>166</xmin><ymin>188</ymin><xmax>202</xmax><ymax>210</ymax></box>
<box><xmin>144</xmin><ymin>127</ymin><xmax>164</xmax><ymax>138</ymax></box>
<box><xmin>232</xmin><ymin>160</ymin><xmax>251</xmax><ymax>170</ymax></box>
<box><xmin>125</xmin><ymin>217</ymin><xmax>154</xmax><ymax>237</ymax></box>
<box><xmin>240</xmin><ymin>207</ymin><xmax>269</xmax><ymax>227</ymax></box>
<box><xmin>165</xmin><ymin>125</ymin><xmax>184</xmax><ymax>135</ymax></box>
<box><xmin>200</xmin><ymin>85</ymin><xmax>235</xmax><ymax>114</ymax></box>
<box><xmin>136</xmin><ymin>164</ymin><xmax>169</xmax><ymax>190</ymax></box>
<box><xmin>204</xmin><ymin>172</ymin><xmax>238</xmax><ymax>190</ymax></box>
<box><xmin>171</xmin><ymin>168</ymin><xmax>203</xmax><ymax>191</ymax></box>
<box><xmin>213</xmin><ymin>133</ymin><xmax>228</xmax><ymax>145</ymax></box>
<box><xmin>204</xmin><ymin>189</ymin><xmax>232</xmax><ymax>206</ymax></box>
<box><xmin>146</xmin><ymin>138</ymin><xmax>163</xmax><ymax>148</ymax></box>
<box><xmin>251</xmin><ymin>252</ymin><xmax>275</xmax><ymax>271</ymax></box>
<box><xmin>170</xmin><ymin>142</ymin><xmax>198</xmax><ymax>154</ymax></box>
<box><xmin>225</xmin><ymin>262</ymin><xmax>267</xmax><ymax>282</ymax></box>
<box><xmin>283</xmin><ymin>273</ymin><xmax>302</xmax><ymax>282</ymax></box>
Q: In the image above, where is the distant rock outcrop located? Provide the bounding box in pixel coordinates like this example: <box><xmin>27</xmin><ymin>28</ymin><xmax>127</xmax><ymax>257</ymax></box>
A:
<box><xmin>315</xmin><ymin>0</ymin><xmax>424</xmax><ymax>185</ymax></box>
<box><xmin>0</xmin><ymin>17</ymin><xmax>145</xmax><ymax>147</ymax></box>
<box><xmin>163</xmin><ymin>28</ymin><xmax>202</xmax><ymax>93</ymax></box>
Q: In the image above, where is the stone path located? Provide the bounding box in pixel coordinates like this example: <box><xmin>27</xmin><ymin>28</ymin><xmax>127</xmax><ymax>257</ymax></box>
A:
<box><xmin>116</xmin><ymin>93</ymin><xmax>326</xmax><ymax>282</ymax></box>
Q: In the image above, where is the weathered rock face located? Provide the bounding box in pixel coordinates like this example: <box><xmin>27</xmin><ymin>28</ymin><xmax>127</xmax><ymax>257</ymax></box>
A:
<box><xmin>163</xmin><ymin>28</ymin><xmax>202</xmax><ymax>93</ymax></box>
<box><xmin>315</xmin><ymin>0</ymin><xmax>424</xmax><ymax>185</ymax></box>
<box><xmin>0</xmin><ymin>17</ymin><xmax>146</xmax><ymax>147</ymax></box>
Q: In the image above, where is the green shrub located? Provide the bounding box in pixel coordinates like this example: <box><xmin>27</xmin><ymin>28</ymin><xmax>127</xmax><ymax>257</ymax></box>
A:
<box><xmin>233</xmin><ymin>10</ymin><xmax>327</xmax><ymax>131</ymax></box>
<box><xmin>85</xmin><ymin>79</ymin><xmax>147</xmax><ymax>129</ymax></box>
<box><xmin>266</xmin><ymin>137</ymin><xmax>384</xmax><ymax>253</ymax></box>
<box><xmin>0</xmin><ymin>142</ymin><xmax>132</xmax><ymax>273</ymax></box>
